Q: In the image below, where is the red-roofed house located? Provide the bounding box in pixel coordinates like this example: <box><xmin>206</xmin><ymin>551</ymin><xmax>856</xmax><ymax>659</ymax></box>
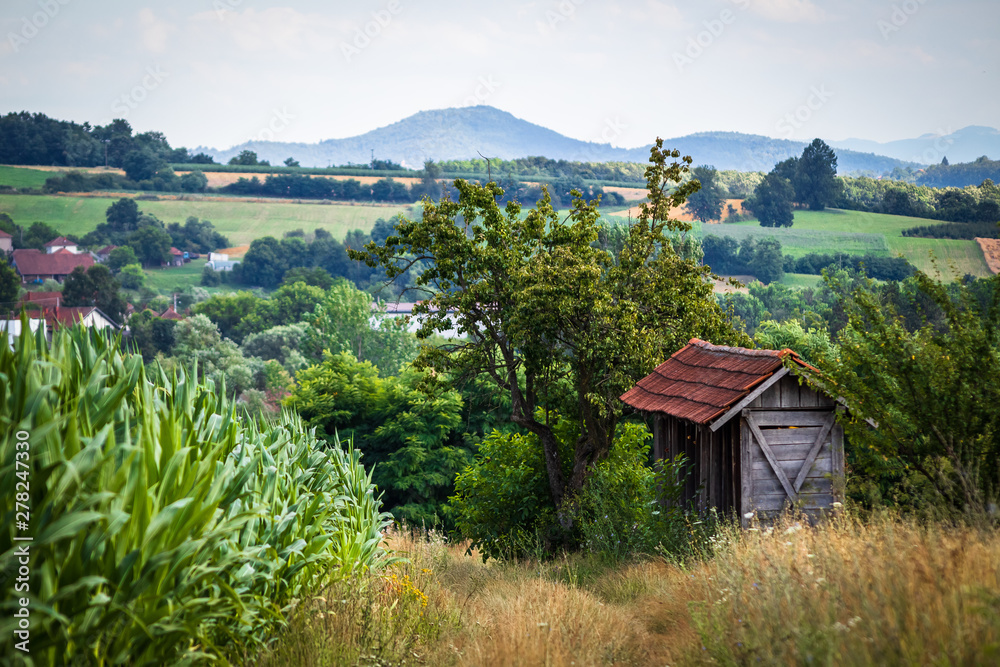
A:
<box><xmin>0</xmin><ymin>228</ymin><xmax>12</xmax><ymax>253</ymax></box>
<box><xmin>44</xmin><ymin>236</ymin><xmax>79</xmax><ymax>254</ymax></box>
<box><xmin>18</xmin><ymin>291</ymin><xmax>62</xmax><ymax>308</ymax></box>
<box><xmin>165</xmin><ymin>247</ymin><xmax>185</xmax><ymax>267</ymax></box>
<box><xmin>94</xmin><ymin>245</ymin><xmax>118</xmax><ymax>262</ymax></box>
<box><xmin>620</xmin><ymin>339</ymin><xmax>844</xmax><ymax>524</ymax></box>
<box><xmin>11</xmin><ymin>249</ymin><xmax>94</xmax><ymax>284</ymax></box>
<box><xmin>158</xmin><ymin>306</ymin><xmax>184</xmax><ymax>320</ymax></box>
<box><xmin>22</xmin><ymin>305</ymin><xmax>119</xmax><ymax>339</ymax></box>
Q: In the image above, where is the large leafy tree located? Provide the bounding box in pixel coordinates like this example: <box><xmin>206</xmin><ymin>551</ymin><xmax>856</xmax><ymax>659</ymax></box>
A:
<box><xmin>795</xmin><ymin>138</ymin><xmax>842</xmax><ymax>210</ymax></box>
<box><xmin>817</xmin><ymin>271</ymin><xmax>1000</xmax><ymax>517</ymax></box>
<box><xmin>748</xmin><ymin>171</ymin><xmax>795</xmax><ymax>228</ymax></box>
<box><xmin>0</xmin><ymin>259</ymin><xmax>18</xmax><ymax>307</ymax></box>
<box><xmin>350</xmin><ymin>139</ymin><xmax>748</xmax><ymax>516</ymax></box>
<box><xmin>685</xmin><ymin>165</ymin><xmax>724</xmax><ymax>222</ymax></box>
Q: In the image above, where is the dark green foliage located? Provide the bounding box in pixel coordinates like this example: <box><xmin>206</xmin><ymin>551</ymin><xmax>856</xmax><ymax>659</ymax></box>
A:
<box><xmin>702</xmin><ymin>235</ymin><xmax>785</xmax><ymax>284</ymax></box>
<box><xmin>817</xmin><ymin>271</ymin><xmax>1000</xmax><ymax>518</ymax></box>
<box><xmin>166</xmin><ymin>216</ymin><xmax>229</xmax><ymax>254</ymax></box>
<box><xmin>106</xmin><ymin>246</ymin><xmax>138</xmax><ymax>272</ymax></box>
<box><xmin>229</xmin><ymin>149</ymin><xmax>262</xmax><ymax>166</ymax></box>
<box><xmin>282</xmin><ymin>266</ymin><xmax>335</xmax><ymax>289</ymax></box>
<box><xmin>60</xmin><ymin>264</ymin><xmax>126</xmax><ymax>323</ymax></box>
<box><xmin>795</xmin><ymin>139</ymin><xmax>841</xmax><ymax>210</ymax></box>
<box><xmin>179</xmin><ymin>170</ymin><xmax>208</xmax><ymax>192</ymax></box>
<box><xmin>288</xmin><ymin>352</ymin><xmax>472</xmax><ymax>527</ymax></box>
<box><xmin>0</xmin><ymin>258</ymin><xmax>18</xmax><ymax>306</ymax></box>
<box><xmin>786</xmin><ymin>252</ymin><xmax>915</xmax><ymax>281</ymax></box>
<box><xmin>918</xmin><ymin>156</ymin><xmax>1000</xmax><ymax>188</ymax></box>
<box><xmin>105</xmin><ymin>198</ymin><xmax>140</xmax><ymax>232</ymax></box>
<box><xmin>686</xmin><ymin>165</ymin><xmax>724</xmax><ymax>222</ymax></box>
<box><xmin>122</xmin><ymin>148</ymin><xmax>164</xmax><ymax>182</ymax></box>
<box><xmin>747</xmin><ymin>171</ymin><xmax>795</xmax><ymax>228</ymax></box>
<box><xmin>13</xmin><ymin>221</ymin><xmax>62</xmax><ymax>250</ymax></box>
<box><xmin>128</xmin><ymin>225</ymin><xmax>173</xmax><ymax>267</ymax></box>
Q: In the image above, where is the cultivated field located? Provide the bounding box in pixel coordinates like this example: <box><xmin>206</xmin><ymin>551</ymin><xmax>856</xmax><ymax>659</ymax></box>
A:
<box><xmin>974</xmin><ymin>237</ymin><xmax>1000</xmax><ymax>274</ymax></box>
<box><xmin>0</xmin><ymin>164</ymin><xmax>57</xmax><ymax>189</ymax></box>
<box><xmin>0</xmin><ymin>193</ymin><xmax>410</xmax><ymax>246</ymax></box>
<box><xmin>175</xmin><ymin>170</ymin><xmax>424</xmax><ymax>189</ymax></box>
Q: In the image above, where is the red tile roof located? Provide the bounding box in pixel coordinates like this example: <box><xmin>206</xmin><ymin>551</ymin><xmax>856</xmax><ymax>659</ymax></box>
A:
<box><xmin>620</xmin><ymin>339</ymin><xmax>815</xmax><ymax>425</ymax></box>
<box><xmin>44</xmin><ymin>236</ymin><xmax>73</xmax><ymax>247</ymax></box>
<box><xmin>0</xmin><ymin>229</ymin><xmax>11</xmax><ymax>238</ymax></box>
<box><xmin>19</xmin><ymin>291</ymin><xmax>62</xmax><ymax>306</ymax></box>
<box><xmin>159</xmin><ymin>306</ymin><xmax>184</xmax><ymax>320</ymax></box>
<box><xmin>169</xmin><ymin>247</ymin><xmax>184</xmax><ymax>256</ymax></box>
<box><xmin>22</xmin><ymin>306</ymin><xmax>118</xmax><ymax>329</ymax></box>
<box><xmin>12</xmin><ymin>249</ymin><xmax>94</xmax><ymax>278</ymax></box>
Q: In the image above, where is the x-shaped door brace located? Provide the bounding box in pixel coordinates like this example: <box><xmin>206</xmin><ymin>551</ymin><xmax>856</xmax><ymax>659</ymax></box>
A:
<box><xmin>745</xmin><ymin>412</ymin><xmax>835</xmax><ymax>501</ymax></box>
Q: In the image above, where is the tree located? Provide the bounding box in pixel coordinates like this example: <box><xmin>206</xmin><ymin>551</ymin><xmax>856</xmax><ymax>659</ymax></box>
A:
<box><xmin>283</xmin><ymin>157</ymin><xmax>300</xmax><ymax>167</ymax></box>
<box><xmin>749</xmin><ymin>171</ymin><xmax>795</xmax><ymax>228</ymax></box>
<box><xmin>817</xmin><ymin>271</ymin><xmax>1000</xmax><ymax>518</ymax></box>
<box><xmin>193</xmin><ymin>291</ymin><xmax>261</xmax><ymax>343</ymax></box>
<box><xmin>350</xmin><ymin>139</ymin><xmax>748</xmax><ymax>522</ymax></box>
<box><xmin>106</xmin><ymin>198</ymin><xmax>141</xmax><ymax>233</ymax></box>
<box><xmin>128</xmin><ymin>226</ymin><xmax>173</xmax><ymax>267</ymax></box>
<box><xmin>122</xmin><ymin>149</ymin><xmax>163</xmax><ymax>182</ymax></box>
<box><xmin>0</xmin><ymin>259</ymin><xmax>19</xmax><ymax>307</ymax></box>
<box><xmin>119</xmin><ymin>264</ymin><xmax>145</xmax><ymax>290</ymax></box>
<box><xmin>61</xmin><ymin>264</ymin><xmax>126</xmax><ymax>323</ymax></box>
<box><xmin>236</xmin><ymin>237</ymin><xmax>287</xmax><ymax>287</ymax></box>
<box><xmin>179</xmin><ymin>171</ymin><xmax>208</xmax><ymax>193</ymax></box>
<box><xmin>106</xmin><ymin>246</ymin><xmax>139</xmax><ymax>272</ymax></box>
<box><xmin>228</xmin><ymin>150</ymin><xmax>260</xmax><ymax>166</ymax></box>
<box><xmin>685</xmin><ymin>165</ymin><xmax>724</xmax><ymax>222</ymax></box>
<box><xmin>795</xmin><ymin>138</ymin><xmax>841</xmax><ymax>211</ymax></box>
<box><xmin>170</xmin><ymin>314</ymin><xmax>262</xmax><ymax>396</ymax></box>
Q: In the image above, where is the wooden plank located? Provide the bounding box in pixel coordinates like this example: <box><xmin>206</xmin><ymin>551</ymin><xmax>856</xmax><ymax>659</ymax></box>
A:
<box><xmin>709</xmin><ymin>367</ymin><xmax>790</xmax><ymax>432</ymax></box>
<box><xmin>778</xmin><ymin>376</ymin><xmax>801</xmax><ymax>408</ymax></box>
<box><xmin>753</xmin><ymin>493</ymin><xmax>835</xmax><ymax>511</ymax></box>
<box><xmin>740</xmin><ymin>418</ymin><xmax>752</xmax><ymax>526</ymax></box>
<box><xmin>760</xmin><ymin>384</ymin><xmax>781</xmax><ymax>408</ymax></box>
<box><xmin>753</xmin><ymin>456</ymin><xmax>832</xmax><ymax>478</ymax></box>
<box><xmin>753</xmin><ymin>442</ymin><xmax>829</xmax><ymax>461</ymax></box>
<box><xmin>746</xmin><ymin>410</ymin><xmax>834</xmax><ymax>427</ymax></box>
<box><xmin>832</xmin><ymin>419</ymin><xmax>845</xmax><ymax>502</ymax></box>
<box><xmin>799</xmin><ymin>383</ymin><xmax>819</xmax><ymax>407</ymax></box>
<box><xmin>755</xmin><ymin>428</ymin><xmax>826</xmax><ymax>447</ymax></box>
<box><xmin>745</xmin><ymin>413</ymin><xmax>797</xmax><ymax>499</ymax></box>
<box><xmin>793</xmin><ymin>413</ymin><xmax>835</xmax><ymax>494</ymax></box>
<box><xmin>753</xmin><ymin>477</ymin><xmax>831</xmax><ymax>495</ymax></box>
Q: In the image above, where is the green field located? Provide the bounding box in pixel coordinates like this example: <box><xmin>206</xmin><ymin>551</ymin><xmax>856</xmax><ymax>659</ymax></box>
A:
<box><xmin>0</xmin><ymin>165</ymin><xmax>56</xmax><ymax>189</ymax></box>
<box><xmin>142</xmin><ymin>258</ymin><xmax>210</xmax><ymax>293</ymax></box>
<box><xmin>700</xmin><ymin>209</ymin><xmax>991</xmax><ymax>282</ymax></box>
<box><xmin>0</xmin><ymin>194</ymin><xmax>411</xmax><ymax>245</ymax></box>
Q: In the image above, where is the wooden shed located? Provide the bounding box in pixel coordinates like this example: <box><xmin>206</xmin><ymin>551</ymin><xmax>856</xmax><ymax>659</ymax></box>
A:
<box><xmin>620</xmin><ymin>339</ymin><xmax>844</xmax><ymax>525</ymax></box>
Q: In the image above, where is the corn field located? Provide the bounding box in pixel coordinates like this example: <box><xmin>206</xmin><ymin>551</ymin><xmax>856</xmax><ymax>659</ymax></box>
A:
<box><xmin>0</xmin><ymin>323</ymin><xmax>393</xmax><ymax>665</ymax></box>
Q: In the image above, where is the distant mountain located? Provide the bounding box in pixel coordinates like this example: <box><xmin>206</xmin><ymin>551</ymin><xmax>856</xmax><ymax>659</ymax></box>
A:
<box><xmin>196</xmin><ymin>106</ymin><xmax>952</xmax><ymax>175</ymax></box>
<box><xmin>830</xmin><ymin>126</ymin><xmax>1000</xmax><ymax>165</ymax></box>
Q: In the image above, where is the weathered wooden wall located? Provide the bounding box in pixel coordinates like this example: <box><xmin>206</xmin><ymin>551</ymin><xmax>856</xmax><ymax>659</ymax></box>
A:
<box><xmin>654</xmin><ymin>375</ymin><xmax>845</xmax><ymax>523</ymax></box>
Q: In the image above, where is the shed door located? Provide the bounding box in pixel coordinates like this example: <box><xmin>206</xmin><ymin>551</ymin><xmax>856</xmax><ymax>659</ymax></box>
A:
<box><xmin>742</xmin><ymin>408</ymin><xmax>841</xmax><ymax>517</ymax></box>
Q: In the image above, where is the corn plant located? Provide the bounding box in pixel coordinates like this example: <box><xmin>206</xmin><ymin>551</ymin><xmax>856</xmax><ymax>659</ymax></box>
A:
<box><xmin>0</xmin><ymin>322</ymin><xmax>393</xmax><ymax>665</ymax></box>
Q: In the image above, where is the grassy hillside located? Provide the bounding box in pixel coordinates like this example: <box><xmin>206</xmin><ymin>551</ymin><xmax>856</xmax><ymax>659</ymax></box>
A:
<box><xmin>695</xmin><ymin>208</ymin><xmax>992</xmax><ymax>281</ymax></box>
<box><xmin>0</xmin><ymin>193</ymin><xmax>409</xmax><ymax>245</ymax></box>
<box><xmin>0</xmin><ymin>165</ymin><xmax>55</xmax><ymax>189</ymax></box>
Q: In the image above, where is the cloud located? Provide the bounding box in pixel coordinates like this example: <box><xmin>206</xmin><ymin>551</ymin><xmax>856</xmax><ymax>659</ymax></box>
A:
<box><xmin>748</xmin><ymin>0</ymin><xmax>829</xmax><ymax>24</ymax></box>
<box><xmin>139</xmin><ymin>9</ymin><xmax>174</xmax><ymax>53</ymax></box>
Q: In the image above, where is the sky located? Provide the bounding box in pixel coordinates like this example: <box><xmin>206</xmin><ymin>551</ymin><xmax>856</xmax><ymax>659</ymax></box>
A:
<box><xmin>1</xmin><ymin>0</ymin><xmax>998</xmax><ymax>151</ymax></box>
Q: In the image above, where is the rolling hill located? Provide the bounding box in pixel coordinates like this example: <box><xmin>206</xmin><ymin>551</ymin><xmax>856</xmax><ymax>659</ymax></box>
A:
<box><xmin>196</xmin><ymin>106</ymin><xmax>927</xmax><ymax>175</ymax></box>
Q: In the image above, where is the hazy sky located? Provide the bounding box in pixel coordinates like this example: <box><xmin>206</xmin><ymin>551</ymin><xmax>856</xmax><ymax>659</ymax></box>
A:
<box><xmin>2</xmin><ymin>0</ymin><xmax>997</xmax><ymax>151</ymax></box>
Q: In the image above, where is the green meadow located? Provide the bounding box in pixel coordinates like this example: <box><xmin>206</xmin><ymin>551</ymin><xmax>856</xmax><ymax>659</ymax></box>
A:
<box><xmin>0</xmin><ymin>193</ymin><xmax>410</xmax><ymax>246</ymax></box>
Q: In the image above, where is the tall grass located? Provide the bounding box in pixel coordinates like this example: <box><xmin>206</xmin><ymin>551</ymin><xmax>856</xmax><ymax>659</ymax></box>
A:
<box><xmin>0</xmin><ymin>323</ymin><xmax>392</xmax><ymax>664</ymax></box>
<box><xmin>261</xmin><ymin>516</ymin><xmax>1000</xmax><ymax>666</ymax></box>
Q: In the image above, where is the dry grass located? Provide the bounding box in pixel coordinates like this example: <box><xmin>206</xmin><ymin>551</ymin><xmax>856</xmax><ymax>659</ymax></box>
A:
<box><xmin>976</xmin><ymin>237</ymin><xmax>1000</xmax><ymax>274</ymax></box>
<box><xmin>255</xmin><ymin>516</ymin><xmax>1000</xmax><ymax>666</ymax></box>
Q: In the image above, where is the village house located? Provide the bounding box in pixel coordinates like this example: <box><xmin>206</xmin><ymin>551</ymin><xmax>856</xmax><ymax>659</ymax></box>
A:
<box><xmin>620</xmin><ymin>338</ymin><xmax>846</xmax><ymax>525</ymax></box>
<box><xmin>3</xmin><ymin>305</ymin><xmax>119</xmax><ymax>343</ymax></box>
<box><xmin>0</xmin><ymin>228</ymin><xmax>12</xmax><ymax>253</ymax></box>
<box><xmin>44</xmin><ymin>236</ymin><xmax>80</xmax><ymax>254</ymax></box>
<box><xmin>94</xmin><ymin>245</ymin><xmax>118</xmax><ymax>262</ymax></box>
<box><xmin>11</xmin><ymin>248</ymin><xmax>95</xmax><ymax>284</ymax></box>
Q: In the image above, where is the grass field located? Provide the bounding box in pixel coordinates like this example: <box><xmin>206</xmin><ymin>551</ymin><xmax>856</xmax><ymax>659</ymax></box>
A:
<box><xmin>0</xmin><ymin>165</ymin><xmax>56</xmax><ymax>189</ymax></box>
<box><xmin>142</xmin><ymin>258</ymin><xmax>210</xmax><ymax>293</ymax></box>
<box><xmin>0</xmin><ymin>194</ymin><xmax>410</xmax><ymax>245</ymax></box>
